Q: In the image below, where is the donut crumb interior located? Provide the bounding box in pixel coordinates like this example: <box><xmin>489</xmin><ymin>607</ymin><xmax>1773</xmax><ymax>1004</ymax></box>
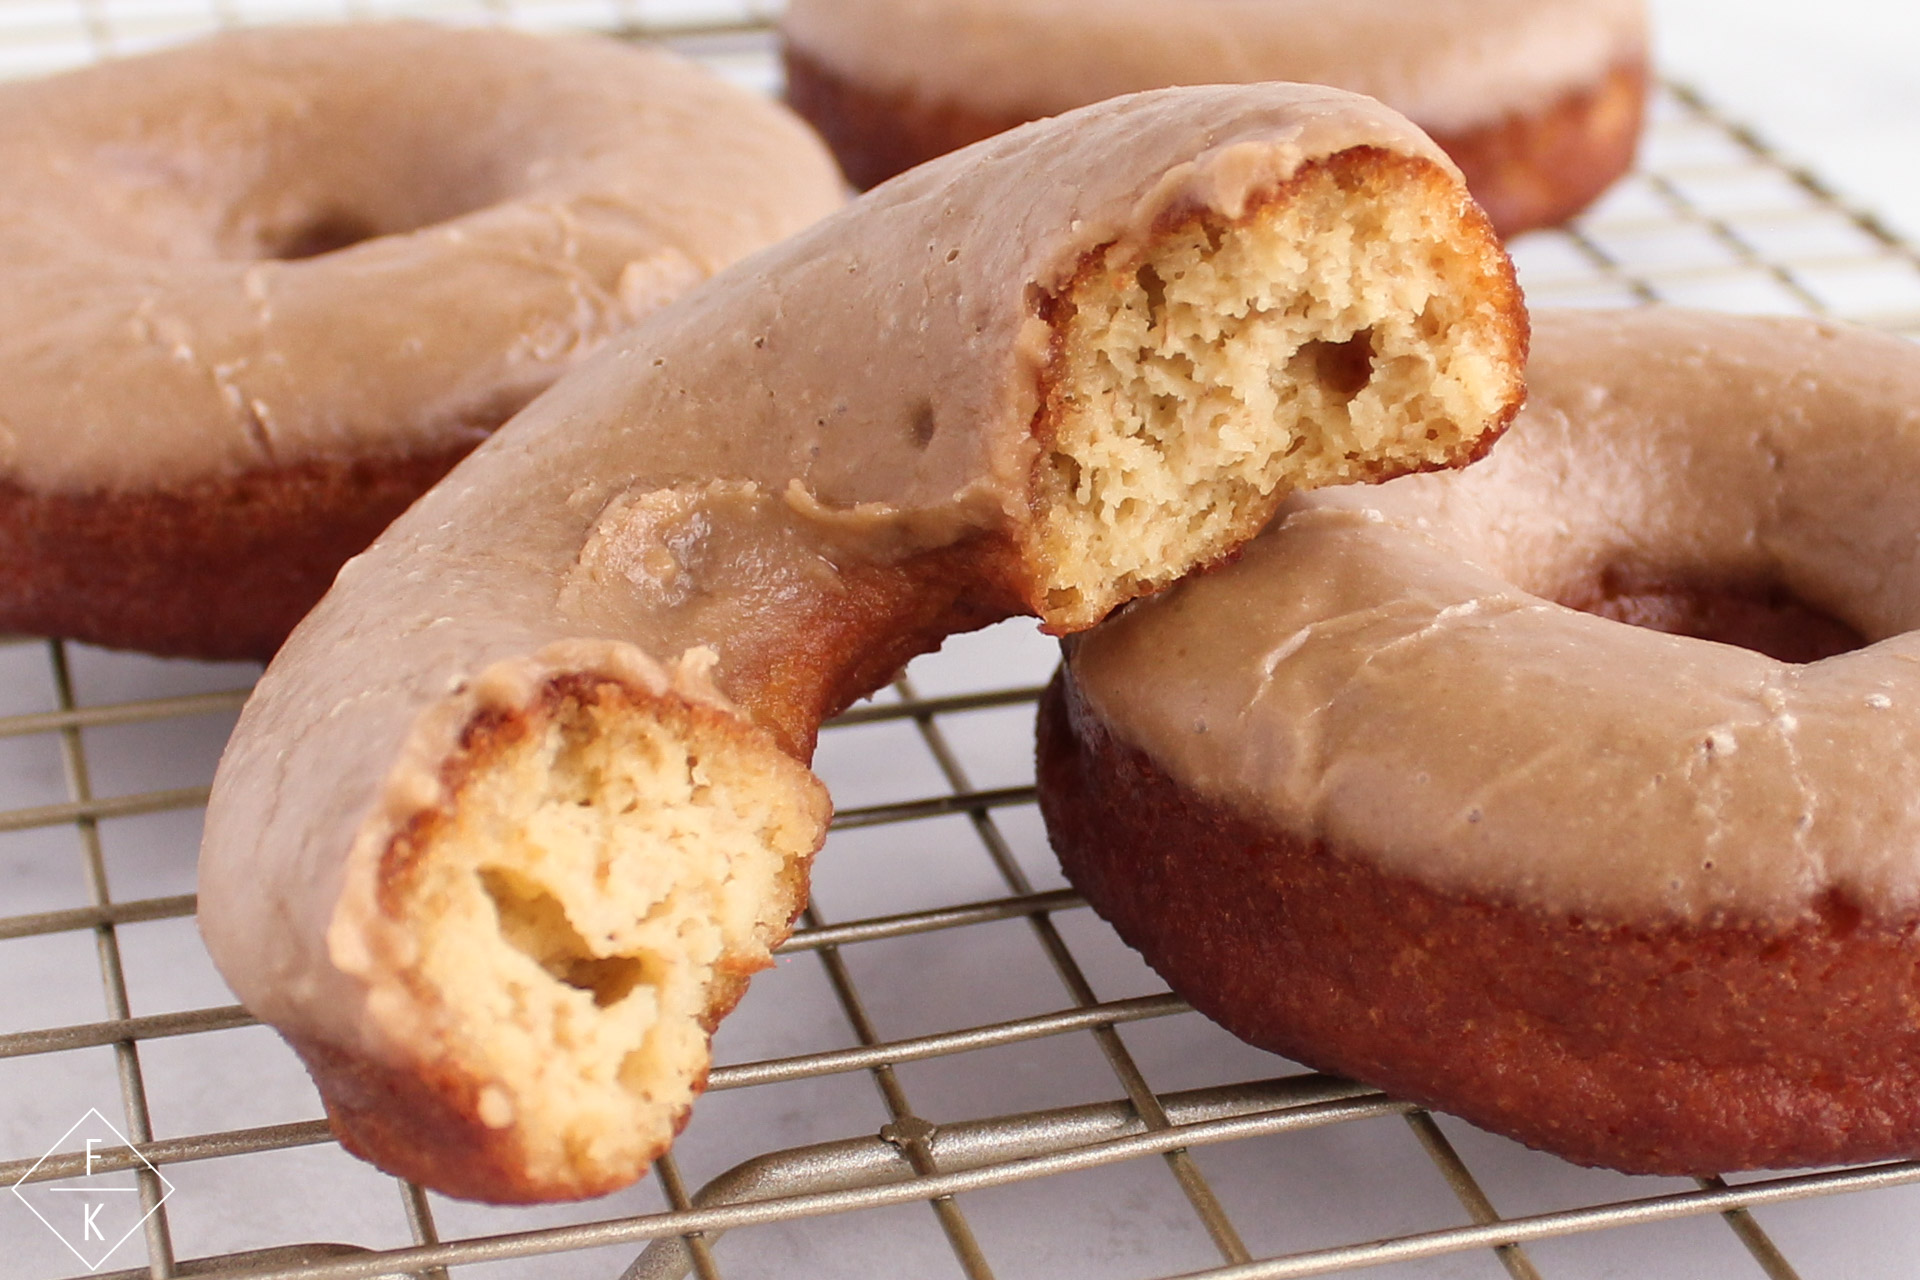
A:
<box><xmin>1032</xmin><ymin>151</ymin><xmax>1522</xmax><ymax>627</ymax></box>
<box><xmin>397</xmin><ymin>679</ymin><xmax>818</xmax><ymax>1191</ymax></box>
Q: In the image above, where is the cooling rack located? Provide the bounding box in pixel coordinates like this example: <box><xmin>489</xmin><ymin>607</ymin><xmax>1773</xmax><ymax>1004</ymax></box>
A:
<box><xmin>7</xmin><ymin>4</ymin><xmax>1920</xmax><ymax>1278</ymax></box>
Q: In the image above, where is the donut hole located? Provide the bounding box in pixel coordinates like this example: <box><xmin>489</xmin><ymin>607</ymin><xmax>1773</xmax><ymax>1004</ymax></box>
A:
<box><xmin>260</xmin><ymin>208</ymin><xmax>384</xmax><ymax>260</ymax></box>
<box><xmin>77</xmin><ymin>109</ymin><xmax>527</xmax><ymax>262</ymax></box>
<box><xmin>225</xmin><ymin>168</ymin><xmax>507</xmax><ymax>260</ymax></box>
<box><xmin>393</xmin><ymin>676</ymin><xmax>821</xmax><ymax>1188</ymax></box>
<box><xmin>100</xmin><ymin>81</ymin><xmax>536</xmax><ymax>261</ymax></box>
<box><xmin>1032</xmin><ymin>148</ymin><xmax>1521</xmax><ymax>627</ymax></box>
<box><xmin>82</xmin><ymin>147</ymin><xmax>517</xmax><ymax>262</ymax></box>
<box><xmin>1561</xmin><ymin>567</ymin><xmax>1867</xmax><ymax>664</ymax></box>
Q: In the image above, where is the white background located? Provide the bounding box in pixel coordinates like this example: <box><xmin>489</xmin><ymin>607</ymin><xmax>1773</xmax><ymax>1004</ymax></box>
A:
<box><xmin>1656</xmin><ymin>0</ymin><xmax>1920</xmax><ymax>240</ymax></box>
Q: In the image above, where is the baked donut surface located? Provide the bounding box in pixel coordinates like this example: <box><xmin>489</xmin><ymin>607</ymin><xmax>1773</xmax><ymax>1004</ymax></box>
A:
<box><xmin>199</xmin><ymin>84</ymin><xmax>1527</xmax><ymax>1202</ymax></box>
<box><xmin>0</xmin><ymin>23</ymin><xmax>844</xmax><ymax>659</ymax></box>
<box><xmin>1043</xmin><ymin>306</ymin><xmax>1920</xmax><ymax>1174</ymax></box>
<box><xmin>781</xmin><ymin>0</ymin><xmax>1648</xmax><ymax>235</ymax></box>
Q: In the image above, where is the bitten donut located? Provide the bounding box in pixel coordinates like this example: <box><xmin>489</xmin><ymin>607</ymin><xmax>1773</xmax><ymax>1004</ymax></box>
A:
<box><xmin>199</xmin><ymin>84</ymin><xmax>1526</xmax><ymax>1202</ymax></box>
<box><xmin>782</xmin><ymin>0</ymin><xmax>1648</xmax><ymax>236</ymax></box>
<box><xmin>1041</xmin><ymin>306</ymin><xmax>1920</xmax><ymax>1175</ymax></box>
<box><xmin>0</xmin><ymin>24</ymin><xmax>843</xmax><ymax>660</ymax></box>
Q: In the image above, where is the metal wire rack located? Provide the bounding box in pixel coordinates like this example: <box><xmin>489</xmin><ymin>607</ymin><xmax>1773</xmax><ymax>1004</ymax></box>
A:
<box><xmin>7</xmin><ymin>5</ymin><xmax>1920</xmax><ymax>1279</ymax></box>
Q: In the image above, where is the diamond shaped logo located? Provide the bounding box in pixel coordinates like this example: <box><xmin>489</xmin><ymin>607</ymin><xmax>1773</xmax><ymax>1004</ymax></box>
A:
<box><xmin>11</xmin><ymin>1109</ymin><xmax>175</xmax><ymax>1271</ymax></box>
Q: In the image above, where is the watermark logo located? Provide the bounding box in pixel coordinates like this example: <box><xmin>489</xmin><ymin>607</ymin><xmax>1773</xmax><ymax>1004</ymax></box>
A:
<box><xmin>11</xmin><ymin>1109</ymin><xmax>175</xmax><ymax>1271</ymax></box>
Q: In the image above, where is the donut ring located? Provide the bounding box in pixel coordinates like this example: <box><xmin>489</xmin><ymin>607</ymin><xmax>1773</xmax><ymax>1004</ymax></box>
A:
<box><xmin>781</xmin><ymin>0</ymin><xmax>1648</xmax><ymax>236</ymax></box>
<box><xmin>0</xmin><ymin>24</ymin><xmax>843</xmax><ymax>660</ymax></box>
<box><xmin>1042</xmin><ymin>307</ymin><xmax>1920</xmax><ymax>1174</ymax></box>
<box><xmin>198</xmin><ymin>85</ymin><xmax>1527</xmax><ymax>1202</ymax></box>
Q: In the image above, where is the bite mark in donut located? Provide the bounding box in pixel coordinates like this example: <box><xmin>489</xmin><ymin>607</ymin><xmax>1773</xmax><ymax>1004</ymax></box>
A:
<box><xmin>1031</xmin><ymin>150</ymin><xmax>1521</xmax><ymax>627</ymax></box>
<box><xmin>199</xmin><ymin>85</ymin><xmax>1527</xmax><ymax>1202</ymax></box>
<box><xmin>362</xmin><ymin>673</ymin><xmax>825</xmax><ymax>1199</ymax></box>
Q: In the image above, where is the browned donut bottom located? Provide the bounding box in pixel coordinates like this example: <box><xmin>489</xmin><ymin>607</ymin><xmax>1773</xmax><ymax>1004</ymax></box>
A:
<box><xmin>1425</xmin><ymin>61</ymin><xmax>1646</xmax><ymax>240</ymax></box>
<box><xmin>782</xmin><ymin>45</ymin><xmax>1646</xmax><ymax>237</ymax></box>
<box><xmin>1037</xmin><ymin>569</ymin><xmax>1920</xmax><ymax>1174</ymax></box>
<box><xmin>0</xmin><ymin>449</ymin><xmax>472</xmax><ymax>662</ymax></box>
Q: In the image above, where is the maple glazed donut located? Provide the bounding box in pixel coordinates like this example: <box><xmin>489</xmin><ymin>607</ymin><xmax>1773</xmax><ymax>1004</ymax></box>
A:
<box><xmin>1040</xmin><ymin>306</ymin><xmax>1920</xmax><ymax>1175</ymax></box>
<box><xmin>198</xmin><ymin>83</ymin><xmax>1527</xmax><ymax>1202</ymax></box>
<box><xmin>0</xmin><ymin>23</ymin><xmax>843</xmax><ymax>660</ymax></box>
<box><xmin>781</xmin><ymin>0</ymin><xmax>1649</xmax><ymax>236</ymax></box>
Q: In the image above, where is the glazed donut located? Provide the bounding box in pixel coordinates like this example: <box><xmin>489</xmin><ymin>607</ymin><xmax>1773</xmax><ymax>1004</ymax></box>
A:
<box><xmin>781</xmin><ymin>0</ymin><xmax>1649</xmax><ymax>236</ymax></box>
<box><xmin>1040</xmin><ymin>306</ymin><xmax>1920</xmax><ymax>1175</ymax></box>
<box><xmin>0</xmin><ymin>24</ymin><xmax>843</xmax><ymax>660</ymax></box>
<box><xmin>198</xmin><ymin>84</ymin><xmax>1526</xmax><ymax>1202</ymax></box>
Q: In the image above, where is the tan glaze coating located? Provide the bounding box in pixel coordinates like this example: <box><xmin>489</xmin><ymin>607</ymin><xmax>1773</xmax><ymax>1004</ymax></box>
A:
<box><xmin>0</xmin><ymin>23</ymin><xmax>843</xmax><ymax>657</ymax></box>
<box><xmin>197</xmin><ymin>85</ymin><xmax>1515</xmax><ymax>1199</ymax></box>
<box><xmin>782</xmin><ymin>0</ymin><xmax>1647</xmax><ymax>134</ymax></box>
<box><xmin>0</xmin><ymin>23</ymin><xmax>842</xmax><ymax>490</ymax></box>
<box><xmin>1067</xmin><ymin>308</ymin><xmax>1920</xmax><ymax>927</ymax></box>
<box><xmin>1040</xmin><ymin>675</ymin><xmax>1920</xmax><ymax>1174</ymax></box>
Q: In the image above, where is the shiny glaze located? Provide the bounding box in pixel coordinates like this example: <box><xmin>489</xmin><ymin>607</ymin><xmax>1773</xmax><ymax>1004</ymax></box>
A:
<box><xmin>0</xmin><ymin>23</ymin><xmax>843</xmax><ymax>492</ymax></box>
<box><xmin>1070</xmin><ymin>308</ymin><xmax>1920</xmax><ymax>923</ymax></box>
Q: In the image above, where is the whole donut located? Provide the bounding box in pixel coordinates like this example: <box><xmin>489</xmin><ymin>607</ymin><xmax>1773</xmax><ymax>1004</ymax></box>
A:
<box><xmin>199</xmin><ymin>84</ymin><xmax>1527</xmax><ymax>1202</ymax></box>
<box><xmin>781</xmin><ymin>0</ymin><xmax>1649</xmax><ymax>236</ymax></box>
<box><xmin>1042</xmin><ymin>306</ymin><xmax>1920</xmax><ymax>1175</ymax></box>
<box><xmin>0</xmin><ymin>24</ymin><xmax>843</xmax><ymax>660</ymax></box>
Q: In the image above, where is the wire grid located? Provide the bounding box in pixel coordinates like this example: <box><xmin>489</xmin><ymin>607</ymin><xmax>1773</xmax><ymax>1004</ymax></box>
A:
<box><xmin>6</xmin><ymin>7</ymin><xmax>1920</xmax><ymax>1280</ymax></box>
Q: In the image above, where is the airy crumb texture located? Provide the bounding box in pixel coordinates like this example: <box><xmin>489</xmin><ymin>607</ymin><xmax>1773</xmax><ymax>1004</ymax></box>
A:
<box><xmin>1031</xmin><ymin>150</ymin><xmax>1523</xmax><ymax>629</ymax></box>
<box><xmin>390</xmin><ymin>677</ymin><xmax>824</xmax><ymax>1196</ymax></box>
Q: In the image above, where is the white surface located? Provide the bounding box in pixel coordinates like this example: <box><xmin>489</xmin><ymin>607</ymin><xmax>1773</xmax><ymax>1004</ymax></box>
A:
<box><xmin>1655</xmin><ymin>0</ymin><xmax>1920</xmax><ymax>242</ymax></box>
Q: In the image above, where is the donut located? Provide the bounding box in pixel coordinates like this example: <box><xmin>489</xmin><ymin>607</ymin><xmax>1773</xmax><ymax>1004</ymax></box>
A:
<box><xmin>781</xmin><ymin>0</ymin><xmax>1650</xmax><ymax>236</ymax></box>
<box><xmin>197</xmin><ymin>84</ymin><xmax>1527</xmax><ymax>1202</ymax></box>
<box><xmin>0</xmin><ymin>24</ymin><xmax>844</xmax><ymax>661</ymax></box>
<box><xmin>1039</xmin><ymin>306</ymin><xmax>1920</xmax><ymax>1175</ymax></box>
